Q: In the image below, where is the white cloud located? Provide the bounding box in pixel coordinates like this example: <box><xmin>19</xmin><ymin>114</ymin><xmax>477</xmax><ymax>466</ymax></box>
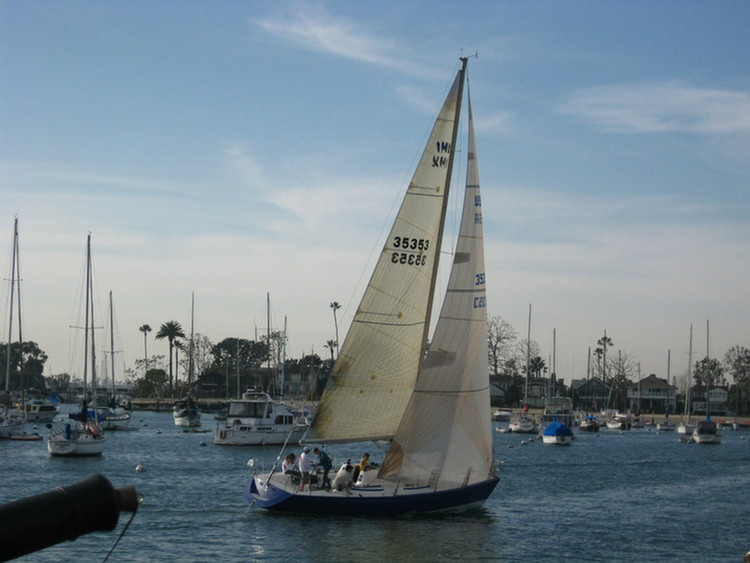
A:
<box><xmin>561</xmin><ymin>81</ymin><xmax>750</xmax><ymax>134</ymax></box>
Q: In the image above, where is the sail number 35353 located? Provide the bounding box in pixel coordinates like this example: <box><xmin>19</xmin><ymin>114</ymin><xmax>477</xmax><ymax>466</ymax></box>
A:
<box><xmin>474</xmin><ymin>273</ymin><xmax>486</xmax><ymax>308</ymax></box>
<box><xmin>391</xmin><ymin>236</ymin><xmax>430</xmax><ymax>266</ymax></box>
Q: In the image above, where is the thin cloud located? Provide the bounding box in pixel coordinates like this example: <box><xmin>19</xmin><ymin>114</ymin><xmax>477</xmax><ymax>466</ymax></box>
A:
<box><xmin>561</xmin><ymin>80</ymin><xmax>750</xmax><ymax>134</ymax></box>
<box><xmin>253</xmin><ymin>6</ymin><xmax>434</xmax><ymax>77</ymax></box>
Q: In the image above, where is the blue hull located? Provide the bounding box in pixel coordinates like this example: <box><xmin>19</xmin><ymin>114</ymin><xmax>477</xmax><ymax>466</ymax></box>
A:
<box><xmin>244</xmin><ymin>476</ymin><xmax>500</xmax><ymax>516</ymax></box>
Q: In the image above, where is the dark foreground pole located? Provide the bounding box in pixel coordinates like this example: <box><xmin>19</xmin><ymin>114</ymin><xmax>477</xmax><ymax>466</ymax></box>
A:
<box><xmin>0</xmin><ymin>473</ymin><xmax>138</xmax><ymax>562</ymax></box>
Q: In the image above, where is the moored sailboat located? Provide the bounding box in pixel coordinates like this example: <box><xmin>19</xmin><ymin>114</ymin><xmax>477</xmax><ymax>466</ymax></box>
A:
<box><xmin>509</xmin><ymin>304</ymin><xmax>538</xmax><ymax>434</ymax></box>
<box><xmin>2</xmin><ymin>218</ymin><xmax>26</xmax><ymax>438</ymax></box>
<box><xmin>246</xmin><ymin>58</ymin><xmax>498</xmax><ymax>514</ymax></box>
<box><xmin>691</xmin><ymin>321</ymin><xmax>721</xmax><ymax>445</ymax></box>
<box><xmin>47</xmin><ymin>234</ymin><xmax>106</xmax><ymax>456</ymax></box>
<box><xmin>174</xmin><ymin>294</ymin><xmax>201</xmax><ymax>428</ymax></box>
<box><xmin>677</xmin><ymin>324</ymin><xmax>695</xmax><ymax>435</ymax></box>
<box><xmin>97</xmin><ymin>291</ymin><xmax>131</xmax><ymax>431</ymax></box>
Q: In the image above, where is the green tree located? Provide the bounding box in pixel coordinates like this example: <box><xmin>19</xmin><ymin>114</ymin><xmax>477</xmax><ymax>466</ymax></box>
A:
<box><xmin>0</xmin><ymin>340</ymin><xmax>48</xmax><ymax>392</ymax></box>
<box><xmin>724</xmin><ymin>346</ymin><xmax>750</xmax><ymax>414</ymax></box>
<box><xmin>46</xmin><ymin>372</ymin><xmax>71</xmax><ymax>394</ymax></box>
<box><xmin>155</xmin><ymin>321</ymin><xmax>185</xmax><ymax>395</ymax></box>
<box><xmin>693</xmin><ymin>357</ymin><xmax>725</xmax><ymax>387</ymax></box>
<box><xmin>133</xmin><ymin>368</ymin><xmax>169</xmax><ymax>398</ymax></box>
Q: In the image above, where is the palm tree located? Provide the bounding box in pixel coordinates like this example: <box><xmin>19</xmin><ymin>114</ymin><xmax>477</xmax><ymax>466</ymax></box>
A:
<box><xmin>329</xmin><ymin>301</ymin><xmax>341</xmax><ymax>359</ymax></box>
<box><xmin>139</xmin><ymin>324</ymin><xmax>152</xmax><ymax>370</ymax></box>
<box><xmin>324</xmin><ymin>339</ymin><xmax>336</xmax><ymax>364</ymax></box>
<box><xmin>155</xmin><ymin>321</ymin><xmax>185</xmax><ymax>394</ymax></box>
<box><xmin>597</xmin><ymin>331</ymin><xmax>613</xmax><ymax>383</ymax></box>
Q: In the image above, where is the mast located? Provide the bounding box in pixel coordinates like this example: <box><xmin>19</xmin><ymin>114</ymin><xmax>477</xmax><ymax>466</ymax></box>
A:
<box><xmin>281</xmin><ymin>316</ymin><xmax>287</xmax><ymax>397</ymax></box>
<box><xmin>89</xmin><ymin>237</ymin><xmax>98</xmax><ymax>411</ymax></box>
<box><xmin>188</xmin><ymin>293</ymin><xmax>195</xmax><ymax>403</ymax></box>
<box><xmin>419</xmin><ymin>56</ymin><xmax>468</xmax><ymax>366</ymax></box>
<box><xmin>4</xmin><ymin>218</ymin><xmax>24</xmax><ymax>414</ymax></box>
<box><xmin>109</xmin><ymin>291</ymin><xmax>115</xmax><ymax>398</ymax></box>
<box><xmin>685</xmin><ymin>324</ymin><xmax>693</xmax><ymax>422</ymax></box>
<box><xmin>524</xmin><ymin>304</ymin><xmax>531</xmax><ymax>406</ymax></box>
<box><xmin>4</xmin><ymin>218</ymin><xmax>20</xmax><ymax>398</ymax></box>
<box><xmin>705</xmin><ymin>319</ymin><xmax>710</xmax><ymax>417</ymax></box>
<box><xmin>82</xmin><ymin>234</ymin><xmax>91</xmax><ymax>404</ymax></box>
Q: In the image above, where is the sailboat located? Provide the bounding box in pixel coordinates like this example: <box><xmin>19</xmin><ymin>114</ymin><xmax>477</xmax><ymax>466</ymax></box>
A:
<box><xmin>245</xmin><ymin>58</ymin><xmax>498</xmax><ymax>514</ymax></box>
<box><xmin>509</xmin><ymin>305</ymin><xmax>538</xmax><ymax>434</ymax></box>
<box><xmin>677</xmin><ymin>325</ymin><xmax>695</xmax><ymax>435</ymax></box>
<box><xmin>1</xmin><ymin>219</ymin><xmax>25</xmax><ymax>438</ymax></box>
<box><xmin>47</xmin><ymin>234</ymin><xmax>106</xmax><ymax>455</ymax></box>
<box><xmin>97</xmin><ymin>291</ymin><xmax>131</xmax><ymax>430</ymax></box>
<box><xmin>692</xmin><ymin>320</ymin><xmax>721</xmax><ymax>444</ymax></box>
<box><xmin>174</xmin><ymin>293</ymin><xmax>201</xmax><ymax>428</ymax></box>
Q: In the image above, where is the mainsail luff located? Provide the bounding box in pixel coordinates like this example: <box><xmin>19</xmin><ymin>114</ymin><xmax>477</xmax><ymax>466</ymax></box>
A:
<box><xmin>380</xmin><ymin>81</ymin><xmax>494</xmax><ymax>487</ymax></box>
<box><xmin>310</xmin><ymin>61</ymin><xmax>468</xmax><ymax>443</ymax></box>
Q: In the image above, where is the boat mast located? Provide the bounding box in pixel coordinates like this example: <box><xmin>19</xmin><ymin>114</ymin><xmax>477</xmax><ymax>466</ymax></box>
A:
<box><xmin>685</xmin><ymin>324</ymin><xmax>693</xmax><ymax>422</ymax></box>
<box><xmin>188</xmin><ymin>292</ymin><xmax>195</xmax><ymax>404</ymax></box>
<box><xmin>89</xmin><ymin>236</ymin><xmax>98</xmax><ymax>410</ymax></box>
<box><xmin>109</xmin><ymin>291</ymin><xmax>116</xmax><ymax>399</ymax></box>
<box><xmin>4</xmin><ymin>218</ymin><xmax>24</xmax><ymax>413</ymax></box>
<box><xmin>419</xmin><ymin>56</ymin><xmax>468</xmax><ymax>365</ymax></box>
<box><xmin>524</xmin><ymin>304</ymin><xmax>531</xmax><ymax>407</ymax></box>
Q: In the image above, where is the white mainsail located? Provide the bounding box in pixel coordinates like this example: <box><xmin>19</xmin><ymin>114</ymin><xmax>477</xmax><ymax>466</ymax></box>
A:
<box><xmin>310</xmin><ymin>66</ymin><xmax>466</xmax><ymax>443</ymax></box>
<box><xmin>380</xmin><ymin>86</ymin><xmax>494</xmax><ymax>487</ymax></box>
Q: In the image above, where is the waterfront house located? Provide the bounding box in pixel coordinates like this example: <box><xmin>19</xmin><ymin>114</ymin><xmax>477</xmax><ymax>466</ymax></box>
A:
<box><xmin>627</xmin><ymin>373</ymin><xmax>676</xmax><ymax>413</ymax></box>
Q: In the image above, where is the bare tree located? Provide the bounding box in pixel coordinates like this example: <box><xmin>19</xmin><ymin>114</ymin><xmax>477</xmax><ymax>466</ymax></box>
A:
<box><xmin>486</xmin><ymin>316</ymin><xmax>517</xmax><ymax>376</ymax></box>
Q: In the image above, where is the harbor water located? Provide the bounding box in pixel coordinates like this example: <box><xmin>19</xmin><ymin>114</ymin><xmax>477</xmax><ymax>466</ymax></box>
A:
<box><xmin>2</xmin><ymin>409</ymin><xmax>749</xmax><ymax>563</ymax></box>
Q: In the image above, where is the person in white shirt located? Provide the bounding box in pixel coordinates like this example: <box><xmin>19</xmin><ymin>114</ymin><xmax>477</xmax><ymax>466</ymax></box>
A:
<box><xmin>298</xmin><ymin>446</ymin><xmax>312</xmax><ymax>491</ymax></box>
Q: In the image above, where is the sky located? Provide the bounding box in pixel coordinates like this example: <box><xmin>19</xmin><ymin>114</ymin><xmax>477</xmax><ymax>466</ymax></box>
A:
<box><xmin>2</xmin><ymin>1</ymin><xmax>749</xmax><ymax>386</ymax></box>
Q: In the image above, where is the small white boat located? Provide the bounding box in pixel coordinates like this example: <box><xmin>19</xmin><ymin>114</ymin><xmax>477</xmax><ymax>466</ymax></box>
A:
<box><xmin>656</xmin><ymin>419</ymin><xmax>675</xmax><ymax>431</ymax></box>
<box><xmin>10</xmin><ymin>399</ymin><xmax>59</xmax><ymax>423</ymax></box>
<box><xmin>47</xmin><ymin>418</ymin><xmax>106</xmax><ymax>456</ymax></box>
<box><xmin>606</xmin><ymin>412</ymin><xmax>632</xmax><ymax>430</ymax></box>
<box><xmin>97</xmin><ymin>406</ymin><xmax>131</xmax><ymax>431</ymax></box>
<box><xmin>492</xmin><ymin>409</ymin><xmax>512</xmax><ymax>422</ymax></box>
<box><xmin>173</xmin><ymin>399</ymin><xmax>201</xmax><ymax>427</ymax></box>
<box><xmin>213</xmin><ymin>390</ymin><xmax>308</xmax><ymax>446</ymax></box>
<box><xmin>508</xmin><ymin>413</ymin><xmax>538</xmax><ymax>434</ymax></box>
<box><xmin>0</xmin><ymin>408</ymin><xmax>24</xmax><ymax>438</ymax></box>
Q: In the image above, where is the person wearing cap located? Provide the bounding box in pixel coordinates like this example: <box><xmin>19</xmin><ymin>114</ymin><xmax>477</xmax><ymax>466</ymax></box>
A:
<box><xmin>298</xmin><ymin>446</ymin><xmax>312</xmax><ymax>491</ymax></box>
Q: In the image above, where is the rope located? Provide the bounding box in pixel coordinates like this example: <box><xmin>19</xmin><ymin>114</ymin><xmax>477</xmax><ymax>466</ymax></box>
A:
<box><xmin>101</xmin><ymin>496</ymin><xmax>142</xmax><ymax>563</ymax></box>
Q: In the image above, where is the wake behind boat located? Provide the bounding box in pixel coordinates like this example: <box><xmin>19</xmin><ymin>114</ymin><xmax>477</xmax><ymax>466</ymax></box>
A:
<box><xmin>246</xmin><ymin>58</ymin><xmax>498</xmax><ymax>514</ymax></box>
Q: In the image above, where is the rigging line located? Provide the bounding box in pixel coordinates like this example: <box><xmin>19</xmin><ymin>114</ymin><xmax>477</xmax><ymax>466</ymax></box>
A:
<box><xmin>101</xmin><ymin>496</ymin><xmax>142</xmax><ymax>563</ymax></box>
